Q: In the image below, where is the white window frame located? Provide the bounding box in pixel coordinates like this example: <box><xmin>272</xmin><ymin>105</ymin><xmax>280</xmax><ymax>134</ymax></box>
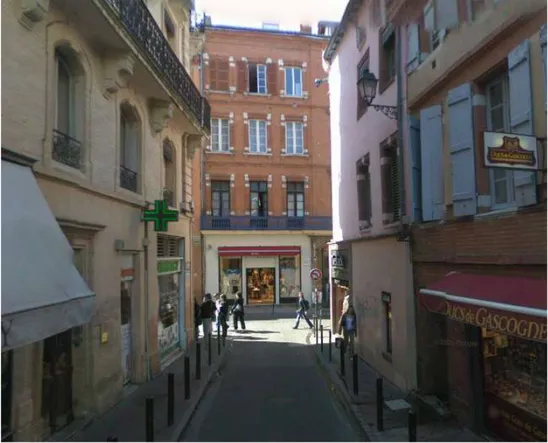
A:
<box><xmin>210</xmin><ymin>118</ymin><xmax>230</xmax><ymax>152</ymax></box>
<box><xmin>284</xmin><ymin>67</ymin><xmax>303</xmax><ymax>97</ymax></box>
<box><xmin>249</xmin><ymin>64</ymin><xmax>267</xmax><ymax>94</ymax></box>
<box><xmin>285</xmin><ymin>121</ymin><xmax>304</xmax><ymax>155</ymax></box>
<box><xmin>486</xmin><ymin>74</ymin><xmax>515</xmax><ymax>209</ymax></box>
<box><xmin>248</xmin><ymin>120</ymin><xmax>267</xmax><ymax>153</ymax></box>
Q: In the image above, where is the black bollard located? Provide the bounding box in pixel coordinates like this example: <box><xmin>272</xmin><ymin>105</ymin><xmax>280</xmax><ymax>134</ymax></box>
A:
<box><xmin>316</xmin><ymin>321</ymin><xmax>319</xmax><ymax>346</ymax></box>
<box><xmin>340</xmin><ymin>340</ymin><xmax>345</xmax><ymax>376</ymax></box>
<box><xmin>320</xmin><ymin>325</ymin><xmax>324</xmax><ymax>353</ymax></box>
<box><xmin>145</xmin><ymin>397</ymin><xmax>154</xmax><ymax>442</ymax></box>
<box><xmin>196</xmin><ymin>342</ymin><xmax>201</xmax><ymax>380</ymax></box>
<box><xmin>217</xmin><ymin>325</ymin><xmax>221</xmax><ymax>356</ymax></box>
<box><xmin>167</xmin><ymin>373</ymin><xmax>174</xmax><ymax>426</ymax></box>
<box><xmin>376</xmin><ymin>377</ymin><xmax>384</xmax><ymax>431</ymax></box>
<box><xmin>208</xmin><ymin>333</ymin><xmax>212</xmax><ymax>366</ymax></box>
<box><xmin>328</xmin><ymin>329</ymin><xmax>332</xmax><ymax>362</ymax></box>
<box><xmin>184</xmin><ymin>356</ymin><xmax>190</xmax><ymax>400</ymax></box>
<box><xmin>352</xmin><ymin>354</ymin><xmax>359</xmax><ymax>395</ymax></box>
<box><xmin>408</xmin><ymin>410</ymin><xmax>417</xmax><ymax>442</ymax></box>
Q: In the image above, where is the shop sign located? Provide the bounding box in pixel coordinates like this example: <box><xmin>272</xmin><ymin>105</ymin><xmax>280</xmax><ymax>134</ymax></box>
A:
<box><xmin>443</xmin><ymin>301</ymin><xmax>547</xmax><ymax>343</ymax></box>
<box><xmin>483</xmin><ymin>132</ymin><xmax>539</xmax><ymax>171</ymax></box>
<box><xmin>157</xmin><ymin>259</ymin><xmax>181</xmax><ymax>275</ymax></box>
<box><xmin>331</xmin><ymin>253</ymin><xmax>346</xmax><ymax>269</ymax></box>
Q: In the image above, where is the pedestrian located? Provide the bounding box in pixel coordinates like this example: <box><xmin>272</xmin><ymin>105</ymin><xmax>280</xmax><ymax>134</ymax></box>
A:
<box><xmin>338</xmin><ymin>294</ymin><xmax>357</xmax><ymax>357</ymax></box>
<box><xmin>214</xmin><ymin>293</ymin><xmax>222</xmax><ymax>332</ymax></box>
<box><xmin>231</xmin><ymin>292</ymin><xmax>246</xmax><ymax>331</ymax></box>
<box><xmin>217</xmin><ymin>294</ymin><xmax>229</xmax><ymax>337</ymax></box>
<box><xmin>293</xmin><ymin>291</ymin><xmax>313</xmax><ymax>329</ymax></box>
<box><xmin>201</xmin><ymin>293</ymin><xmax>216</xmax><ymax>338</ymax></box>
<box><xmin>194</xmin><ymin>298</ymin><xmax>202</xmax><ymax>340</ymax></box>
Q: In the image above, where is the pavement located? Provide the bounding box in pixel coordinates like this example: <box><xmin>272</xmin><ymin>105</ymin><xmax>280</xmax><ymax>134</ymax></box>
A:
<box><xmin>179</xmin><ymin>305</ymin><xmax>364</xmax><ymax>442</ymax></box>
<box><xmin>312</xmin><ymin>326</ymin><xmax>487</xmax><ymax>442</ymax></box>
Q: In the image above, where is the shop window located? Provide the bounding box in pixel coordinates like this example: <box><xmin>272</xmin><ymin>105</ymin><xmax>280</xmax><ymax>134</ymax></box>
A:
<box><xmin>250</xmin><ymin>181</ymin><xmax>268</xmax><ymax>216</ymax></box>
<box><xmin>211</xmin><ymin>180</ymin><xmax>230</xmax><ymax>216</ymax></box>
<box><xmin>279</xmin><ymin>255</ymin><xmax>301</xmax><ymax>301</ymax></box>
<box><xmin>219</xmin><ymin>257</ymin><xmax>242</xmax><ymax>297</ymax></box>
<box><xmin>382</xmin><ymin>291</ymin><xmax>392</xmax><ymax>355</ymax></box>
<box><xmin>287</xmin><ymin>182</ymin><xmax>305</xmax><ymax>217</ymax></box>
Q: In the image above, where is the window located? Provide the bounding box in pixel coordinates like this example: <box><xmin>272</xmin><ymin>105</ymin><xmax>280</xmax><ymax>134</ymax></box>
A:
<box><xmin>163</xmin><ymin>139</ymin><xmax>176</xmax><ymax>207</ymax></box>
<box><xmin>219</xmin><ymin>257</ymin><xmax>242</xmax><ymax>297</ymax></box>
<box><xmin>285</xmin><ymin>121</ymin><xmax>304</xmax><ymax>154</ymax></box>
<box><xmin>356</xmin><ymin>50</ymin><xmax>370</xmax><ymax>120</ymax></box>
<box><xmin>284</xmin><ymin>67</ymin><xmax>303</xmax><ymax>97</ymax></box>
<box><xmin>119</xmin><ymin>103</ymin><xmax>141</xmax><ymax>193</ymax></box>
<box><xmin>287</xmin><ymin>182</ymin><xmax>305</xmax><ymax>217</ymax></box>
<box><xmin>249</xmin><ymin>120</ymin><xmax>267</xmax><ymax>153</ymax></box>
<box><xmin>381</xmin><ymin>141</ymin><xmax>400</xmax><ymax>223</ymax></box>
<box><xmin>211</xmin><ymin>118</ymin><xmax>230</xmax><ymax>152</ymax></box>
<box><xmin>423</xmin><ymin>0</ymin><xmax>455</xmax><ymax>51</ymax></box>
<box><xmin>279</xmin><ymin>255</ymin><xmax>301</xmax><ymax>300</ymax></box>
<box><xmin>356</xmin><ymin>155</ymin><xmax>372</xmax><ymax>228</ymax></box>
<box><xmin>379</xmin><ymin>26</ymin><xmax>396</xmax><ymax>91</ymax></box>
<box><xmin>382</xmin><ymin>292</ymin><xmax>392</xmax><ymax>355</ymax></box>
<box><xmin>248</xmin><ymin>63</ymin><xmax>267</xmax><ymax>94</ymax></box>
<box><xmin>250</xmin><ymin>181</ymin><xmax>268</xmax><ymax>216</ymax></box>
<box><xmin>209</xmin><ymin>59</ymin><xmax>229</xmax><ymax>91</ymax></box>
<box><xmin>164</xmin><ymin>9</ymin><xmax>176</xmax><ymax>52</ymax></box>
<box><xmin>157</xmin><ymin>235</ymin><xmax>180</xmax><ymax>257</ymax></box>
<box><xmin>486</xmin><ymin>74</ymin><xmax>514</xmax><ymax>207</ymax></box>
<box><xmin>211</xmin><ymin>181</ymin><xmax>230</xmax><ymax>217</ymax></box>
<box><xmin>54</xmin><ymin>47</ymin><xmax>84</xmax><ymax>169</ymax></box>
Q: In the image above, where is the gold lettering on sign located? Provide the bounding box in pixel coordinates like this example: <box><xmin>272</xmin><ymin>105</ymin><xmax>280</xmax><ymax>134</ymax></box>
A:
<box><xmin>443</xmin><ymin>302</ymin><xmax>546</xmax><ymax>342</ymax></box>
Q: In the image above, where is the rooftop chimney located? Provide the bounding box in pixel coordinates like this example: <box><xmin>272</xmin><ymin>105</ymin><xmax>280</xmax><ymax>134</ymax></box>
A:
<box><xmin>300</xmin><ymin>24</ymin><xmax>312</xmax><ymax>34</ymax></box>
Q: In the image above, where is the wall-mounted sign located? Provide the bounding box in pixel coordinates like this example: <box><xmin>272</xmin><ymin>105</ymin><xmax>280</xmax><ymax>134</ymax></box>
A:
<box><xmin>157</xmin><ymin>259</ymin><xmax>181</xmax><ymax>275</ymax></box>
<box><xmin>310</xmin><ymin>268</ymin><xmax>323</xmax><ymax>280</ymax></box>
<box><xmin>483</xmin><ymin>132</ymin><xmax>539</xmax><ymax>171</ymax></box>
<box><xmin>331</xmin><ymin>253</ymin><xmax>346</xmax><ymax>269</ymax></box>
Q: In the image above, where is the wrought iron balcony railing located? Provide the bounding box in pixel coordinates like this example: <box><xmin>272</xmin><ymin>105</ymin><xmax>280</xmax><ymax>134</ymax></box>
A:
<box><xmin>101</xmin><ymin>0</ymin><xmax>211</xmax><ymax>132</ymax></box>
<box><xmin>52</xmin><ymin>129</ymin><xmax>82</xmax><ymax>169</ymax></box>
<box><xmin>163</xmin><ymin>189</ymin><xmax>175</xmax><ymax>207</ymax></box>
<box><xmin>201</xmin><ymin>215</ymin><xmax>333</xmax><ymax>231</ymax></box>
<box><xmin>119</xmin><ymin>165</ymin><xmax>138</xmax><ymax>192</ymax></box>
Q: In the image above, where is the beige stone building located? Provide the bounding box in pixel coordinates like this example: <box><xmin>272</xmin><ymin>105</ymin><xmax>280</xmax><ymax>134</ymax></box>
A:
<box><xmin>1</xmin><ymin>0</ymin><xmax>209</xmax><ymax>440</ymax></box>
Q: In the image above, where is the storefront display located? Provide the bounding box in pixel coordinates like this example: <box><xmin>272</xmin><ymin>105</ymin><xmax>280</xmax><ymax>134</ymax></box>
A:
<box><xmin>279</xmin><ymin>255</ymin><xmax>300</xmax><ymax>302</ymax></box>
<box><xmin>219</xmin><ymin>257</ymin><xmax>242</xmax><ymax>299</ymax></box>
<box><xmin>157</xmin><ymin>258</ymin><xmax>182</xmax><ymax>360</ymax></box>
<box><xmin>246</xmin><ymin>267</ymin><xmax>275</xmax><ymax>304</ymax></box>
<box><xmin>482</xmin><ymin>328</ymin><xmax>547</xmax><ymax>441</ymax></box>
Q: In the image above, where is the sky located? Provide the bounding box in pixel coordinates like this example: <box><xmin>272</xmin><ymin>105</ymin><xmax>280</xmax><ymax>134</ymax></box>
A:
<box><xmin>195</xmin><ymin>0</ymin><xmax>348</xmax><ymax>31</ymax></box>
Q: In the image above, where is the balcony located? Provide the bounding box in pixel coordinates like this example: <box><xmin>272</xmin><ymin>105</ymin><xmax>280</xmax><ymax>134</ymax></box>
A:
<box><xmin>100</xmin><ymin>0</ymin><xmax>211</xmax><ymax>132</ymax></box>
<box><xmin>201</xmin><ymin>215</ymin><xmax>333</xmax><ymax>231</ymax></box>
<box><xmin>52</xmin><ymin>130</ymin><xmax>82</xmax><ymax>169</ymax></box>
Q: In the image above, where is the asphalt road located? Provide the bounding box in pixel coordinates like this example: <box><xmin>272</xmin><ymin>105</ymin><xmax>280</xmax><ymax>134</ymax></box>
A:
<box><xmin>180</xmin><ymin>307</ymin><xmax>360</xmax><ymax>442</ymax></box>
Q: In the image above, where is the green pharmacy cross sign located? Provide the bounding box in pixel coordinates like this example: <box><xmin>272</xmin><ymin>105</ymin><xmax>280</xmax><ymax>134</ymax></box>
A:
<box><xmin>142</xmin><ymin>199</ymin><xmax>179</xmax><ymax>232</ymax></box>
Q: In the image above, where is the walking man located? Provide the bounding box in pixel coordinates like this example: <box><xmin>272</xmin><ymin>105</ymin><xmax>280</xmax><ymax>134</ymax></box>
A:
<box><xmin>293</xmin><ymin>292</ymin><xmax>313</xmax><ymax>329</ymax></box>
<box><xmin>201</xmin><ymin>293</ymin><xmax>216</xmax><ymax>338</ymax></box>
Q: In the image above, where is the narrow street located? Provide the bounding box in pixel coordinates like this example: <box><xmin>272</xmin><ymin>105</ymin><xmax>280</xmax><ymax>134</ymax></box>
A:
<box><xmin>180</xmin><ymin>307</ymin><xmax>360</xmax><ymax>442</ymax></box>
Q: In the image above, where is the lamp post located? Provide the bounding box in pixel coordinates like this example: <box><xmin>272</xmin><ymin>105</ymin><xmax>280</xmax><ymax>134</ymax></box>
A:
<box><xmin>357</xmin><ymin>69</ymin><xmax>398</xmax><ymax>120</ymax></box>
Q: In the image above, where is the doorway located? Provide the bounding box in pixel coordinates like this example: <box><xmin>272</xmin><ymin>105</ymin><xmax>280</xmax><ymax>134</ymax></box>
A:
<box><xmin>120</xmin><ymin>281</ymin><xmax>132</xmax><ymax>385</ymax></box>
<box><xmin>246</xmin><ymin>267</ymin><xmax>275</xmax><ymax>305</ymax></box>
<box><xmin>41</xmin><ymin>329</ymin><xmax>74</xmax><ymax>434</ymax></box>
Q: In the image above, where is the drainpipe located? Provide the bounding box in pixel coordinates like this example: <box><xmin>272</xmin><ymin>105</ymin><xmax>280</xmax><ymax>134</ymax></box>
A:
<box><xmin>199</xmin><ymin>46</ymin><xmax>207</xmax><ymax>296</ymax></box>
<box><xmin>143</xmin><ymin>221</ymin><xmax>151</xmax><ymax>382</ymax></box>
<box><xmin>396</xmin><ymin>25</ymin><xmax>406</xmax><ymax>223</ymax></box>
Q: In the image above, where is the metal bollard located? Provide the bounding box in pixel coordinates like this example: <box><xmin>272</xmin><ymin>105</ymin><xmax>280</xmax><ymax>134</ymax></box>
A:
<box><xmin>376</xmin><ymin>377</ymin><xmax>384</xmax><ymax>431</ymax></box>
<box><xmin>320</xmin><ymin>325</ymin><xmax>324</xmax><ymax>353</ymax></box>
<box><xmin>328</xmin><ymin>329</ymin><xmax>332</xmax><ymax>362</ymax></box>
<box><xmin>196</xmin><ymin>342</ymin><xmax>201</xmax><ymax>380</ymax></box>
<box><xmin>167</xmin><ymin>373</ymin><xmax>174</xmax><ymax>426</ymax></box>
<box><xmin>408</xmin><ymin>410</ymin><xmax>417</xmax><ymax>441</ymax></box>
<box><xmin>145</xmin><ymin>397</ymin><xmax>154</xmax><ymax>442</ymax></box>
<box><xmin>208</xmin><ymin>333</ymin><xmax>212</xmax><ymax>366</ymax></box>
<box><xmin>339</xmin><ymin>340</ymin><xmax>345</xmax><ymax>376</ymax></box>
<box><xmin>217</xmin><ymin>325</ymin><xmax>221</xmax><ymax>356</ymax></box>
<box><xmin>184</xmin><ymin>356</ymin><xmax>190</xmax><ymax>400</ymax></box>
<box><xmin>352</xmin><ymin>354</ymin><xmax>359</xmax><ymax>395</ymax></box>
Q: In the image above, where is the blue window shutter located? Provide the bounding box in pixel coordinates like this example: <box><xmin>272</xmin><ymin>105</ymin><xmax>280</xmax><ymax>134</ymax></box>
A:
<box><xmin>419</xmin><ymin>105</ymin><xmax>444</xmax><ymax>221</ymax></box>
<box><xmin>540</xmin><ymin>25</ymin><xmax>547</xmax><ymax>111</ymax></box>
<box><xmin>408</xmin><ymin>116</ymin><xmax>422</xmax><ymax>222</ymax></box>
<box><xmin>508</xmin><ymin>39</ymin><xmax>537</xmax><ymax>207</ymax></box>
<box><xmin>406</xmin><ymin>24</ymin><xmax>420</xmax><ymax>74</ymax></box>
<box><xmin>447</xmin><ymin>83</ymin><xmax>477</xmax><ymax>217</ymax></box>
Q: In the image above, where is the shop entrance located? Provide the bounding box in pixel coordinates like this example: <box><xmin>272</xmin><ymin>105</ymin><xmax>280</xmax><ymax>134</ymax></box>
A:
<box><xmin>41</xmin><ymin>329</ymin><xmax>74</xmax><ymax>434</ymax></box>
<box><xmin>120</xmin><ymin>281</ymin><xmax>132</xmax><ymax>385</ymax></box>
<box><xmin>246</xmin><ymin>267</ymin><xmax>276</xmax><ymax>305</ymax></box>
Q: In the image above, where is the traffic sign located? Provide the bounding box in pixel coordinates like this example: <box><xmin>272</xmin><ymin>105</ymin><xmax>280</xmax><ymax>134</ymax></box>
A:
<box><xmin>309</xmin><ymin>268</ymin><xmax>322</xmax><ymax>280</ymax></box>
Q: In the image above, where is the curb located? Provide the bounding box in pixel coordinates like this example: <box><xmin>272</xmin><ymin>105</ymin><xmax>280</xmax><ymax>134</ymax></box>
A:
<box><xmin>313</xmin><ymin>348</ymin><xmax>371</xmax><ymax>442</ymax></box>
<box><xmin>169</xmin><ymin>342</ymin><xmax>233</xmax><ymax>441</ymax></box>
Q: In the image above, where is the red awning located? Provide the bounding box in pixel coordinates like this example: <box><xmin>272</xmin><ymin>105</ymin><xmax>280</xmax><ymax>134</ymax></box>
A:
<box><xmin>419</xmin><ymin>272</ymin><xmax>547</xmax><ymax>343</ymax></box>
<box><xmin>218</xmin><ymin>246</ymin><xmax>301</xmax><ymax>257</ymax></box>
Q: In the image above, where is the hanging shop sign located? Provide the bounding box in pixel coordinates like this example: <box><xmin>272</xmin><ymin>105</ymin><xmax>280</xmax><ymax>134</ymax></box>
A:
<box><xmin>483</xmin><ymin>132</ymin><xmax>540</xmax><ymax>171</ymax></box>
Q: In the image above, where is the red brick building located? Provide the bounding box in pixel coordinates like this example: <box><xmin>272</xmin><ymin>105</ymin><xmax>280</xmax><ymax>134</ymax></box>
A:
<box><xmin>198</xmin><ymin>23</ymin><xmax>334</xmax><ymax>305</ymax></box>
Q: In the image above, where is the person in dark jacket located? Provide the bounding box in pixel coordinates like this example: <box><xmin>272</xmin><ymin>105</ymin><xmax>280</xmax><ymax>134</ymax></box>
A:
<box><xmin>293</xmin><ymin>292</ymin><xmax>313</xmax><ymax>329</ymax></box>
<box><xmin>194</xmin><ymin>299</ymin><xmax>202</xmax><ymax>339</ymax></box>
<box><xmin>200</xmin><ymin>293</ymin><xmax>216</xmax><ymax>337</ymax></box>
<box><xmin>231</xmin><ymin>292</ymin><xmax>246</xmax><ymax>331</ymax></box>
<box><xmin>337</xmin><ymin>294</ymin><xmax>357</xmax><ymax>357</ymax></box>
<box><xmin>217</xmin><ymin>294</ymin><xmax>229</xmax><ymax>337</ymax></box>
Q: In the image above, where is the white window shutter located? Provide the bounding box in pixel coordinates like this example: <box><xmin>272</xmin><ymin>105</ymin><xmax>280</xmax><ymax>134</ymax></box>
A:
<box><xmin>435</xmin><ymin>0</ymin><xmax>459</xmax><ymax>30</ymax></box>
<box><xmin>406</xmin><ymin>24</ymin><xmax>420</xmax><ymax>73</ymax></box>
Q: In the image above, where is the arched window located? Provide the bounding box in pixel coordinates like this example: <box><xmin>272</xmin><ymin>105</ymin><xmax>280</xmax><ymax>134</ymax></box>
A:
<box><xmin>119</xmin><ymin>103</ymin><xmax>142</xmax><ymax>193</ymax></box>
<box><xmin>163</xmin><ymin>139</ymin><xmax>176</xmax><ymax>207</ymax></box>
<box><xmin>53</xmin><ymin>46</ymin><xmax>85</xmax><ymax>169</ymax></box>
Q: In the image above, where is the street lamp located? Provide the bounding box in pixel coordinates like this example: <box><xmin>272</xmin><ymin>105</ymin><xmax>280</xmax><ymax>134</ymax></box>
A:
<box><xmin>357</xmin><ymin>69</ymin><xmax>398</xmax><ymax>120</ymax></box>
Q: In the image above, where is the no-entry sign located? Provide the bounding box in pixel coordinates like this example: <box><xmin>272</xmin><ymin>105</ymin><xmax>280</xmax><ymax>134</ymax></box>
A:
<box><xmin>309</xmin><ymin>268</ymin><xmax>322</xmax><ymax>280</ymax></box>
